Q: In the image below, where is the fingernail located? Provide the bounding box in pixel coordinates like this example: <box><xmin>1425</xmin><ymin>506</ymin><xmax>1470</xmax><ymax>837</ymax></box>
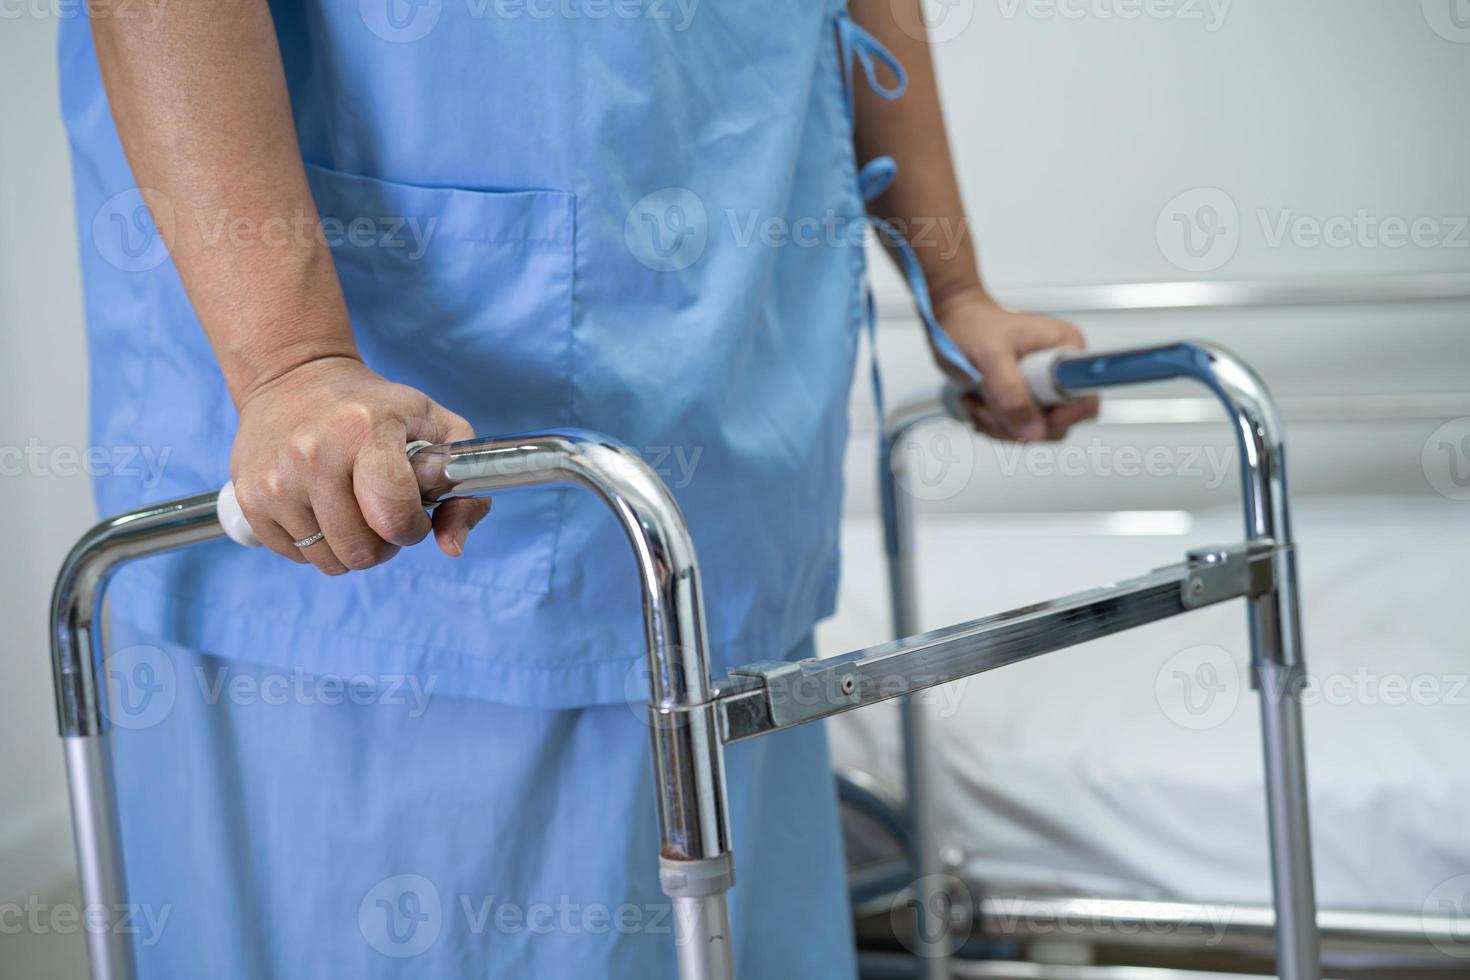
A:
<box><xmin>1021</xmin><ymin>421</ymin><xmax>1046</xmax><ymax>442</ymax></box>
<box><xmin>449</xmin><ymin>527</ymin><xmax>468</xmax><ymax>557</ymax></box>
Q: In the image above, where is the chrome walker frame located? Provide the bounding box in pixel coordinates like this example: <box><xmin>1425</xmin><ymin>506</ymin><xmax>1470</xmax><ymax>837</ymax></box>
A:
<box><xmin>881</xmin><ymin>342</ymin><xmax>1319</xmax><ymax>979</ymax></box>
<box><xmin>51</xmin><ymin>341</ymin><xmax>1321</xmax><ymax>980</ymax></box>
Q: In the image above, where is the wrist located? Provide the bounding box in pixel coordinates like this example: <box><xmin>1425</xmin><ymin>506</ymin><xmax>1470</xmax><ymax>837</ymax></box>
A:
<box><xmin>931</xmin><ymin>282</ymin><xmax>999</xmax><ymax>324</ymax></box>
<box><xmin>227</xmin><ymin>339</ymin><xmax>363</xmax><ymax>412</ymax></box>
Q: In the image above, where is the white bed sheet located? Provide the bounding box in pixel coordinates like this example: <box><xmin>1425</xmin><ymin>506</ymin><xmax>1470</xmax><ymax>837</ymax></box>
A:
<box><xmin>820</xmin><ymin>495</ymin><xmax>1468</xmax><ymax>914</ymax></box>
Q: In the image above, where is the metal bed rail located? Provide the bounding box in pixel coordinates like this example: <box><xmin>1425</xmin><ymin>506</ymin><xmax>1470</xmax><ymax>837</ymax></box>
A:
<box><xmin>873</xmin><ymin>271</ymin><xmax>1470</xmax><ymax>318</ymax></box>
<box><xmin>52</xmin><ymin>341</ymin><xmax>1323</xmax><ymax>980</ymax></box>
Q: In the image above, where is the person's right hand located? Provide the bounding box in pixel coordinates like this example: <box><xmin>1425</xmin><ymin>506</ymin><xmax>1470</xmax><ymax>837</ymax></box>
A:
<box><xmin>229</xmin><ymin>355</ymin><xmax>491</xmax><ymax>576</ymax></box>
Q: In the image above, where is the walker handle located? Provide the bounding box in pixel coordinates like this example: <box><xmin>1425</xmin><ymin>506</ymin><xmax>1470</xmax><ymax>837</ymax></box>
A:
<box><xmin>1017</xmin><ymin>346</ymin><xmax>1082</xmax><ymax>408</ymax></box>
<box><xmin>216</xmin><ymin>440</ymin><xmax>438</xmax><ymax>548</ymax></box>
<box><xmin>216</xmin><ymin>481</ymin><xmax>260</xmax><ymax>547</ymax></box>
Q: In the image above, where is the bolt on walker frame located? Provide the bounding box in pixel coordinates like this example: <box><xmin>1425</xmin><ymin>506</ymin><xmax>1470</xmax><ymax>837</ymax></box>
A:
<box><xmin>51</xmin><ymin>341</ymin><xmax>1320</xmax><ymax>980</ymax></box>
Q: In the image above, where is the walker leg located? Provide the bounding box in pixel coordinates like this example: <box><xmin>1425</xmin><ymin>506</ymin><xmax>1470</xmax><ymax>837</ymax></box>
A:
<box><xmin>1255</xmin><ymin>662</ymin><xmax>1320</xmax><ymax>980</ymax></box>
<box><xmin>1250</xmin><ymin>570</ymin><xmax>1322</xmax><ymax>980</ymax></box>
<box><xmin>661</xmin><ymin>856</ymin><xmax>736</xmax><ymax>980</ymax></box>
<box><xmin>63</xmin><ymin>734</ymin><xmax>136</xmax><ymax>980</ymax></box>
<box><xmin>882</xmin><ymin>427</ymin><xmax>951</xmax><ymax>977</ymax></box>
<box><xmin>649</xmin><ymin>695</ymin><xmax>736</xmax><ymax>980</ymax></box>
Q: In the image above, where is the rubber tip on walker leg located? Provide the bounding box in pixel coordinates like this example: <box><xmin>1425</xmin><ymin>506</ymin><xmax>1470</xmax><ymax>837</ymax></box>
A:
<box><xmin>659</xmin><ymin>853</ymin><xmax>735</xmax><ymax>899</ymax></box>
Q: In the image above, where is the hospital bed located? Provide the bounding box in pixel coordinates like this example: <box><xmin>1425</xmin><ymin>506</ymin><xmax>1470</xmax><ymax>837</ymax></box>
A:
<box><xmin>53</xmin><ymin>341</ymin><xmax>1328</xmax><ymax>980</ymax></box>
<box><xmin>832</xmin><ymin>319</ymin><xmax>1469</xmax><ymax>976</ymax></box>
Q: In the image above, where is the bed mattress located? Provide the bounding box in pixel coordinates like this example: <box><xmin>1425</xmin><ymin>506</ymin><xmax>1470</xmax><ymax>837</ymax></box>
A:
<box><xmin>820</xmin><ymin>495</ymin><xmax>1468</xmax><ymax>914</ymax></box>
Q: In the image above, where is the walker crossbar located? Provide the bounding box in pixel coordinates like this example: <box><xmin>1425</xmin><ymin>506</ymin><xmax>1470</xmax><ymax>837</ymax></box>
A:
<box><xmin>52</xmin><ymin>342</ymin><xmax>1320</xmax><ymax>980</ymax></box>
<box><xmin>716</xmin><ymin>540</ymin><xmax>1281</xmax><ymax>742</ymax></box>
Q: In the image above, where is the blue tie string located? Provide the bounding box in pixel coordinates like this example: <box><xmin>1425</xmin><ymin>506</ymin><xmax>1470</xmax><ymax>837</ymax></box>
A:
<box><xmin>836</xmin><ymin>11</ymin><xmax>983</xmax><ymax>447</ymax></box>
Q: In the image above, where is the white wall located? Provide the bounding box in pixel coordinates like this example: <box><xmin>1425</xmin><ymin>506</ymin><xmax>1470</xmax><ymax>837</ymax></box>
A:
<box><xmin>0</xmin><ymin>14</ymin><xmax>94</xmax><ymax>902</ymax></box>
<box><xmin>853</xmin><ymin>0</ymin><xmax>1470</xmax><ymax>515</ymax></box>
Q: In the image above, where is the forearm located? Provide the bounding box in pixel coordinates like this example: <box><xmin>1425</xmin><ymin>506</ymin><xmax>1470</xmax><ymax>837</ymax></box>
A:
<box><xmin>849</xmin><ymin>0</ymin><xmax>988</xmax><ymax>314</ymax></box>
<box><xmin>92</xmin><ymin>1</ymin><xmax>357</xmax><ymax>408</ymax></box>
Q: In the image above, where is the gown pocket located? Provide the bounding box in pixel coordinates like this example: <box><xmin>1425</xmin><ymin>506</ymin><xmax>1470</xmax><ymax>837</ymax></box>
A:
<box><xmin>305</xmin><ymin>163</ymin><xmax>576</xmax><ymax>596</ymax></box>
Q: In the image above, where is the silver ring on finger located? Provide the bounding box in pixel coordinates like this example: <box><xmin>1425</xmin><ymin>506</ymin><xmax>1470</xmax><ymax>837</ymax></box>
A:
<box><xmin>293</xmin><ymin>530</ymin><xmax>326</xmax><ymax>549</ymax></box>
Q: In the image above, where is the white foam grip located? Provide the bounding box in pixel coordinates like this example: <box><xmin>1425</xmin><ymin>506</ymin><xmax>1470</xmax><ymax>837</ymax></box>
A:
<box><xmin>1018</xmin><ymin>347</ymin><xmax>1077</xmax><ymax>407</ymax></box>
<box><xmin>216</xmin><ymin>481</ymin><xmax>262</xmax><ymax>548</ymax></box>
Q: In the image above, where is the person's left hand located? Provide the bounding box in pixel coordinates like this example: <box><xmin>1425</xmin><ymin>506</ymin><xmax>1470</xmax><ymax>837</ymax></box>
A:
<box><xmin>933</xmin><ymin>288</ymin><xmax>1101</xmax><ymax>443</ymax></box>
